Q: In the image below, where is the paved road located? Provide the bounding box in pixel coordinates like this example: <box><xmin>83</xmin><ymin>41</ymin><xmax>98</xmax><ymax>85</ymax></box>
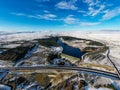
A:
<box><xmin>89</xmin><ymin>39</ymin><xmax>120</xmax><ymax>80</ymax></box>
<box><xmin>107</xmin><ymin>47</ymin><xmax>120</xmax><ymax>79</ymax></box>
<box><xmin>0</xmin><ymin>66</ymin><xmax>119</xmax><ymax>80</ymax></box>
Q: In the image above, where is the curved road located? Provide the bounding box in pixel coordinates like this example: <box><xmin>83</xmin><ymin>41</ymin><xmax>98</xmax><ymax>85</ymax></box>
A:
<box><xmin>0</xmin><ymin>66</ymin><xmax>119</xmax><ymax>80</ymax></box>
<box><xmin>107</xmin><ymin>47</ymin><xmax>120</xmax><ymax>79</ymax></box>
<box><xmin>0</xmin><ymin>41</ymin><xmax>120</xmax><ymax>80</ymax></box>
<box><xmin>85</xmin><ymin>38</ymin><xmax>120</xmax><ymax>80</ymax></box>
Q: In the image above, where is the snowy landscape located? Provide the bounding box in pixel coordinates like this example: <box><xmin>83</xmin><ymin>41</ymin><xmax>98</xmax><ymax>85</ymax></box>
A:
<box><xmin>0</xmin><ymin>31</ymin><xmax>120</xmax><ymax>90</ymax></box>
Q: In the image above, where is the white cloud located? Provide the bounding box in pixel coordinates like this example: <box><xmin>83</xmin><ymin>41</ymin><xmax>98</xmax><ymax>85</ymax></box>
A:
<box><xmin>80</xmin><ymin>22</ymin><xmax>101</xmax><ymax>26</ymax></box>
<box><xmin>11</xmin><ymin>12</ymin><xmax>25</xmax><ymax>16</ymax></box>
<box><xmin>63</xmin><ymin>15</ymin><xmax>101</xmax><ymax>26</ymax></box>
<box><xmin>64</xmin><ymin>15</ymin><xmax>78</xmax><ymax>24</ymax></box>
<box><xmin>84</xmin><ymin>0</ymin><xmax>93</xmax><ymax>5</ymax></box>
<box><xmin>37</xmin><ymin>13</ymin><xmax>57</xmax><ymax>20</ymax></box>
<box><xmin>11</xmin><ymin>12</ymin><xmax>57</xmax><ymax>21</ymax></box>
<box><xmin>83</xmin><ymin>0</ymin><xmax>106</xmax><ymax>16</ymax></box>
<box><xmin>11</xmin><ymin>12</ymin><xmax>37</xmax><ymax>19</ymax></box>
<box><xmin>83</xmin><ymin>0</ymin><xmax>100</xmax><ymax>7</ymax></box>
<box><xmin>27</xmin><ymin>15</ymin><xmax>39</xmax><ymax>19</ymax></box>
<box><xmin>102</xmin><ymin>9</ymin><xmax>109</xmax><ymax>13</ymax></box>
<box><xmin>102</xmin><ymin>7</ymin><xmax>120</xmax><ymax>20</ymax></box>
<box><xmin>88</xmin><ymin>5</ymin><xmax>105</xmax><ymax>16</ymax></box>
<box><xmin>56</xmin><ymin>0</ymin><xmax>78</xmax><ymax>10</ymax></box>
<box><xmin>43</xmin><ymin>10</ymin><xmax>50</xmax><ymax>13</ymax></box>
<box><xmin>35</xmin><ymin>0</ymin><xmax>49</xmax><ymax>2</ymax></box>
<box><xmin>78</xmin><ymin>10</ymin><xmax>86</xmax><ymax>13</ymax></box>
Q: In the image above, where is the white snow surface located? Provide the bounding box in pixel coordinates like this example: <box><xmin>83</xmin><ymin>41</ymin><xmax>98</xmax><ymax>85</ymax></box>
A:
<box><xmin>85</xmin><ymin>86</ymin><xmax>112</xmax><ymax>90</ymax></box>
<box><xmin>0</xmin><ymin>31</ymin><xmax>57</xmax><ymax>42</ymax></box>
<box><xmin>0</xmin><ymin>84</ymin><xmax>11</xmax><ymax>90</ymax></box>
<box><xmin>0</xmin><ymin>30</ymin><xmax>120</xmax><ymax>66</ymax></box>
<box><xmin>22</xmin><ymin>82</ymin><xmax>42</xmax><ymax>90</ymax></box>
<box><xmin>61</xmin><ymin>31</ymin><xmax>120</xmax><ymax>68</ymax></box>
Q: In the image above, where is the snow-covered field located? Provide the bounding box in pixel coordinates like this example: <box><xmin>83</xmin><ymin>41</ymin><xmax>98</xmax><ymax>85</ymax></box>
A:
<box><xmin>0</xmin><ymin>31</ymin><xmax>57</xmax><ymax>42</ymax></box>
<box><xmin>84</xmin><ymin>32</ymin><xmax>120</xmax><ymax>70</ymax></box>
<box><xmin>0</xmin><ymin>30</ymin><xmax>120</xmax><ymax>90</ymax></box>
<box><xmin>0</xmin><ymin>30</ymin><xmax>120</xmax><ymax>67</ymax></box>
<box><xmin>0</xmin><ymin>84</ymin><xmax>11</xmax><ymax>90</ymax></box>
<box><xmin>61</xmin><ymin>31</ymin><xmax>120</xmax><ymax>68</ymax></box>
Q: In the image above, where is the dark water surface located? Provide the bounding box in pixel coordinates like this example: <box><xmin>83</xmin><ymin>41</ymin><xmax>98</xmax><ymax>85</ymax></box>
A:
<box><xmin>57</xmin><ymin>39</ymin><xmax>85</xmax><ymax>58</ymax></box>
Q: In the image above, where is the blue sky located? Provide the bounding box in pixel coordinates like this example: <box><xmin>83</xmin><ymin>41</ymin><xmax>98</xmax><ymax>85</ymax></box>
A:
<box><xmin>0</xmin><ymin>0</ymin><xmax>120</xmax><ymax>31</ymax></box>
